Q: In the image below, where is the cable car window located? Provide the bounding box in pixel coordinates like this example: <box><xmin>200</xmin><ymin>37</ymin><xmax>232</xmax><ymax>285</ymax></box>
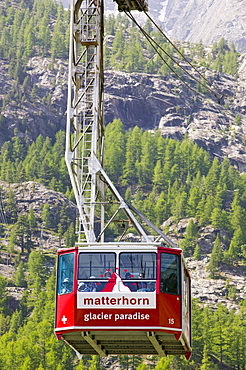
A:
<box><xmin>160</xmin><ymin>253</ymin><xmax>179</xmax><ymax>295</ymax></box>
<box><xmin>78</xmin><ymin>253</ymin><xmax>116</xmax><ymax>280</ymax></box>
<box><xmin>58</xmin><ymin>253</ymin><xmax>74</xmax><ymax>295</ymax></box>
<box><xmin>119</xmin><ymin>252</ymin><xmax>156</xmax><ymax>292</ymax></box>
<box><xmin>119</xmin><ymin>252</ymin><xmax>156</xmax><ymax>279</ymax></box>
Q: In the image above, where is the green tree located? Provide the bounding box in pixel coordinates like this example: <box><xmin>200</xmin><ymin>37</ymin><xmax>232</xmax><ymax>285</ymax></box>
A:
<box><xmin>122</xmin><ymin>126</ymin><xmax>142</xmax><ymax>185</ymax></box>
<box><xmin>41</xmin><ymin>204</ymin><xmax>51</xmax><ymax>228</ymax></box>
<box><xmin>0</xmin><ymin>275</ymin><xmax>7</xmax><ymax>313</ymax></box>
<box><xmin>27</xmin><ymin>249</ymin><xmax>46</xmax><ymax>289</ymax></box>
<box><xmin>104</xmin><ymin>119</ymin><xmax>125</xmax><ymax>183</ymax></box>
<box><xmin>9</xmin><ymin>310</ymin><xmax>23</xmax><ymax>334</ymax></box>
<box><xmin>110</xmin><ymin>26</ymin><xmax>125</xmax><ymax>68</ymax></box>
<box><xmin>12</xmin><ymin>214</ymin><xmax>29</xmax><ymax>253</ymax></box>
<box><xmin>224</xmin><ymin>227</ymin><xmax>244</xmax><ymax>263</ymax></box>
<box><xmin>50</xmin><ymin>5</ymin><xmax>67</xmax><ymax>59</ymax></box>
<box><xmin>76</xmin><ymin>360</ymin><xmax>86</xmax><ymax>370</ymax></box>
<box><xmin>4</xmin><ymin>189</ymin><xmax>18</xmax><ymax>224</ymax></box>
<box><xmin>193</xmin><ymin>243</ymin><xmax>201</xmax><ymax>260</ymax></box>
<box><xmin>14</xmin><ymin>261</ymin><xmax>26</xmax><ymax>287</ymax></box>
<box><xmin>207</xmin><ymin>234</ymin><xmax>223</xmax><ymax>276</ymax></box>
<box><xmin>211</xmin><ymin>207</ymin><xmax>228</xmax><ymax>229</ymax></box>
<box><xmin>180</xmin><ymin>219</ymin><xmax>199</xmax><ymax>257</ymax></box>
<box><xmin>64</xmin><ymin>222</ymin><xmax>76</xmax><ymax>248</ymax></box>
<box><xmin>154</xmin><ymin>357</ymin><xmax>172</xmax><ymax>369</ymax></box>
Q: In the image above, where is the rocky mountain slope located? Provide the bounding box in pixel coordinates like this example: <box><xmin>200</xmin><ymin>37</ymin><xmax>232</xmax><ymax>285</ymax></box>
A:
<box><xmin>157</xmin><ymin>0</ymin><xmax>246</xmax><ymax>53</ymax></box>
<box><xmin>104</xmin><ymin>61</ymin><xmax>246</xmax><ymax>171</ymax></box>
<box><xmin>62</xmin><ymin>0</ymin><xmax>246</xmax><ymax>52</ymax></box>
<box><xmin>103</xmin><ymin>0</ymin><xmax>246</xmax><ymax>52</ymax></box>
<box><xmin>2</xmin><ymin>54</ymin><xmax>246</xmax><ymax>172</ymax></box>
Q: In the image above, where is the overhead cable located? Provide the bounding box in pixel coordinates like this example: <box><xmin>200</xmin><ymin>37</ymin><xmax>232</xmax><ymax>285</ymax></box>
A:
<box><xmin>124</xmin><ymin>11</ymin><xmax>211</xmax><ymax>98</ymax></box>
<box><xmin>124</xmin><ymin>10</ymin><xmax>224</xmax><ymax>102</ymax></box>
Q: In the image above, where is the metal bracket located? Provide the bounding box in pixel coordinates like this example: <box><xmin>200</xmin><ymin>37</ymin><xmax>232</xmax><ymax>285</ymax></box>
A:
<box><xmin>147</xmin><ymin>332</ymin><xmax>166</xmax><ymax>356</ymax></box>
<box><xmin>82</xmin><ymin>331</ymin><xmax>107</xmax><ymax>356</ymax></box>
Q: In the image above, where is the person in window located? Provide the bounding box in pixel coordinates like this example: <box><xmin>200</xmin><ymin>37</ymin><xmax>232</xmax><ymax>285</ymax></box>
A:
<box><xmin>61</xmin><ymin>278</ymin><xmax>73</xmax><ymax>294</ymax></box>
<box><xmin>124</xmin><ymin>272</ymin><xmax>137</xmax><ymax>291</ymax></box>
<box><xmin>78</xmin><ymin>282</ymin><xmax>90</xmax><ymax>292</ymax></box>
<box><xmin>163</xmin><ymin>273</ymin><xmax>178</xmax><ymax>294</ymax></box>
<box><xmin>137</xmin><ymin>272</ymin><xmax>149</xmax><ymax>291</ymax></box>
<box><xmin>147</xmin><ymin>282</ymin><xmax>156</xmax><ymax>292</ymax></box>
<box><xmin>88</xmin><ymin>276</ymin><xmax>97</xmax><ymax>292</ymax></box>
<box><xmin>104</xmin><ymin>270</ymin><xmax>112</xmax><ymax>279</ymax></box>
<box><xmin>137</xmin><ymin>281</ymin><xmax>148</xmax><ymax>292</ymax></box>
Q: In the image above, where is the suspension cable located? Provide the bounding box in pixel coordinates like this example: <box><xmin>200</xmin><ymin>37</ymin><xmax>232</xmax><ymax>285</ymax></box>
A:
<box><xmin>144</xmin><ymin>11</ymin><xmax>215</xmax><ymax>88</ymax></box>
<box><xmin>124</xmin><ymin>11</ymin><xmax>215</xmax><ymax>98</ymax></box>
<box><xmin>124</xmin><ymin>10</ymin><xmax>224</xmax><ymax>102</ymax></box>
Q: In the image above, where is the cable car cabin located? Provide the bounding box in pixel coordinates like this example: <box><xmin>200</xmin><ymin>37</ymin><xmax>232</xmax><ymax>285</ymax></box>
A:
<box><xmin>113</xmin><ymin>0</ymin><xmax>148</xmax><ymax>12</ymax></box>
<box><xmin>55</xmin><ymin>243</ymin><xmax>191</xmax><ymax>359</ymax></box>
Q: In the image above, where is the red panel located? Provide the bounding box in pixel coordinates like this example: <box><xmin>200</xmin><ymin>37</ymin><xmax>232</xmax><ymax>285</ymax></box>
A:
<box><xmin>56</xmin><ymin>293</ymin><xmax>75</xmax><ymax>329</ymax></box>
<box><xmin>158</xmin><ymin>293</ymin><xmax>181</xmax><ymax>329</ymax></box>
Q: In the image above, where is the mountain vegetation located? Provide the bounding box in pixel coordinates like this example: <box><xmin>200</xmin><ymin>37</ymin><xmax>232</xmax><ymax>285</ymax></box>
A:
<box><xmin>0</xmin><ymin>123</ymin><xmax>245</xmax><ymax>369</ymax></box>
<box><xmin>0</xmin><ymin>0</ymin><xmax>245</xmax><ymax>369</ymax></box>
<box><xmin>104</xmin><ymin>15</ymin><xmax>238</xmax><ymax>77</ymax></box>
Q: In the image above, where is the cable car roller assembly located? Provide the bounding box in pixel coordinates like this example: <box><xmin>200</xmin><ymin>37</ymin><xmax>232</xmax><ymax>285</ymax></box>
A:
<box><xmin>55</xmin><ymin>0</ymin><xmax>192</xmax><ymax>359</ymax></box>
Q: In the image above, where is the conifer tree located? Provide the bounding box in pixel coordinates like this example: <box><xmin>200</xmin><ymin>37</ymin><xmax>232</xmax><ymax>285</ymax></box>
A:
<box><xmin>122</xmin><ymin>126</ymin><xmax>142</xmax><ymax>185</ymax></box>
<box><xmin>4</xmin><ymin>189</ymin><xmax>18</xmax><ymax>224</ymax></box>
<box><xmin>13</xmin><ymin>213</ymin><xmax>29</xmax><ymax>253</ymax></box>
<box><xmin>104</xmin><ymin>119</ymin><xmax>125</xmax><ymax>183</ymax></box>
<box><xmin>207</xmin><ymin>234</ymin><xmax>223</xmax><ymax>276</ymax></box>
<box><xmin>153</xmin><ymin>160</ymin><xmax>164</xmax><ymax>191</ymax></box>
<box><xmin>41</xmin><ymin>204</ymin><xmax>51</xmax><ymax>228</ymax></box>
<box><xmin>193</xmin><ymin>243</ymin><xmax>201</xmax><ymax>260</ymax></box>
<box><xmin>0</xmin><ymin>275</ymin><xmax>7</xmax><ymax>313</ymax></box>
<box><xmin>27</xmin><ymin>249</ymin><xmax>46</xmax><ymax>288</ymax></box>
<box><xmin>179</xmin><ymin>219</ymin><xmax>199</xmax><ymax>256</ymax></box>
<box><xmin>224</xmin><ymin>227</ymin><xmax>244</xmax><ymax>263</ymax></box>
<box><xmin>14</xmin><ymin>261</ymin><xmax>26</xmax><ymax>287</ymax></box>
<box><xmin>76</xmin><ymin>360</ymin><xmax>86</xmax><ymax>370</ymax></box>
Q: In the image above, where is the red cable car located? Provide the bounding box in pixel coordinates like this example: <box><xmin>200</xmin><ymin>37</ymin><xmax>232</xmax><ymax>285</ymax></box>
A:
<box><xmin>58</xmin><ymin>0</ymin><xmax>192</xmax><ymax>360</ymax></box>
<box><xmin>55</xmin><ymin>242</ymin><xmax>191</xmax><ymax>359</ymax></box>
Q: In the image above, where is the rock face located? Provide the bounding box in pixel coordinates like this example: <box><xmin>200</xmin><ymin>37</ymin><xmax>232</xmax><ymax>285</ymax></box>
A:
<box><xmin>0</xmin><ymin>180</ymin><xmax>76</xmax><ymax>226</ymax></box>
<box><xmin>187</xmin><ymin>257</ymin><xmax>245</xmax><ymax>311</ymax></box>
<box><xmin>0</xmin><ymin>57</ymin><xmax>68</xmax><ymax>145</ymax></box>
<box><xmin>62</xmin><ymin>0</ymin><xmax>246</xmax><ymax>52</ymax></box>
<box><xmin>104</xmin><ymin>57</ymin><xmax>246</xmax><ymax>171</ymax></box>
<box><xmin>1</xmin><ymin>54</ymin><xmax>246</xmax><ymax>171</ymax></box>
<box><xmin>157</xmin><ymin>0</ymin><xmax>246</xmax><ymax>53</ymax></box>
<box><xmin>162</xmin><ymin>217</ymin><xmax>245</xmax><ymax>311</ymax></box>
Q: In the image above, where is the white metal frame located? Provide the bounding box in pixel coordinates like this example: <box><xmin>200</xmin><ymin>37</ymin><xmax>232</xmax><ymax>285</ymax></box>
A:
<box><xmin>65</xmin><ymin>0</ymin><xmax>176</xmax><ymax>248</ymax></box>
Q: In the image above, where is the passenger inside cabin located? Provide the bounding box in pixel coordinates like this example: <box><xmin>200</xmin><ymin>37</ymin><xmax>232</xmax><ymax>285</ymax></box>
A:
<box><xmin>61</xmin><ymin>278</ymin><xmax>73</xmax><ymax>294</ymax></box>
<box><xmin>137</xmin><ymin>281</ymin><xmax>148</xmax><ymax>292</ymax></box>
<box><xmin>104</xmin><ymin>270</ymin><xmax>112</xmax><ymax>279</ymax></box>
<box><xmin>78</xmin><ymin>282</ymin><xmax>90</xmax><ymax>292</ymax></box>
<box><xmin>162</xmin><ymin>273</ymin><xmax>178</xmax><ymax>294</ymax></box>
<box><xmin>124</xmin><ymin>272</ymin><xmax>137</xmax><ymax>291</ymax></box>
<box><xmin>88</xmin><ymin>276</ymin><xmax>97</xmax><ymax>292</ymax></box>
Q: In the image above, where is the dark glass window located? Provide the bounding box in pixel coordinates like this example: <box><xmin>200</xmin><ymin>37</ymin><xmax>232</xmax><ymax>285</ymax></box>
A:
<box><xmin>119</xmin><ymin>252</ymin><xmax>156</xmax><ymax>279</ymax></box>
<box><xmin>78</xmin><ymin>252</ymin><xmax>116</xmax><ymax>280</ymax></box>
<box><xmin>119</xmin><ymin>252</ymin><xmax>156</xmax><ymax>292</ymax></box>
<box><xmin>58</xmin><ymin>253</ymin><xmax>74</xmax><ymax>295</ymax></box>
<box><xmin>160</xmin><ymin>253</ymin><xmax>179</xmax><ymax>295</ymax></box>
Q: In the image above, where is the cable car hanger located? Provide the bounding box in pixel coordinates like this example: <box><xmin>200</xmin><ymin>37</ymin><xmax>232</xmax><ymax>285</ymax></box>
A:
<box><xmin>55</xmin><ymin>0</ymin><xmax>192</xmax><ymax>360</ymax></box>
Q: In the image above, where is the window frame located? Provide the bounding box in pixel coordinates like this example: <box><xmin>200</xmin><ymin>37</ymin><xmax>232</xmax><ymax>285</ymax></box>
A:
<box><xmin>58</xmin><ymin>252</ymin><xmax>75</xmax><ymax>295</ymax></box>
<box><xmin>160</xmin><ymin>252</ymin><xmax>180</xmax><ymax>295</ymax></box>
